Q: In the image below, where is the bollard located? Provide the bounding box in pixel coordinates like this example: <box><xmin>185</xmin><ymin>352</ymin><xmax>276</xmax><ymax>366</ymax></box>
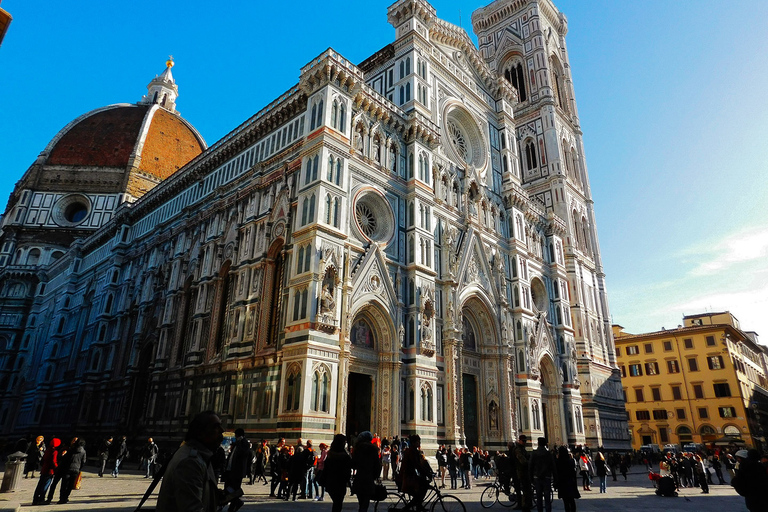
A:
<box><xmin>0</xmin><ymin>451</ymin><xmax>27</xmax><ymax>493</ymax></box>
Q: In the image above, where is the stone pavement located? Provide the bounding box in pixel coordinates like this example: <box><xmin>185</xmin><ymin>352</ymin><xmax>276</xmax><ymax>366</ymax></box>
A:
<box><xmin>0</xmin><ymin>466</ymin><xmax>749</xmax><ymax>512</ymax></box>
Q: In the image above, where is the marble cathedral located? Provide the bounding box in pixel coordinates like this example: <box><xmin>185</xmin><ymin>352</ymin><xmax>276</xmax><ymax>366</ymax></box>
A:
<box><xmin>0</xmin><ymin>0</ymin><xmax>629</xmax><ymax>449</ymax></box>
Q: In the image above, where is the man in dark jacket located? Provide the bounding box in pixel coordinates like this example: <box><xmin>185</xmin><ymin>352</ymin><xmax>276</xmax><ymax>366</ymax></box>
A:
<box><xmin>98</xmin><ymin>437</ymin><xmax>112</xmax><ymax>477</ymax></box>
<box><xmin>144</xmin><ymin>437</ymin><xmax>159</xmax><ymax>478</ymax></box>
<box><xmin>529</xmin><ymin>438</ymin><xmax>553</xmax><ymax>512</ymax></box>
<box><xmin>224</xmin><ymin>428</ymin><xmax>249</xmax><ymax>512</ymax></box>
<box><xmin>513</xmin><ymin>434</ymin><xmax>532</xmax><ymax>512</ymax></box>
<box><xmin>156</xmin><ymin>411</ymin><xmax>224</xmax><ymax>512</ymax></box>
<box><xmin>58</xmin><ymin>439</ymin><xmax>86</xmax><ymax>504</ymax></box>
<box><xmin>112</xmin><ymin>436</ymin><xmax>128</xmax><ymax>477</ymax></box>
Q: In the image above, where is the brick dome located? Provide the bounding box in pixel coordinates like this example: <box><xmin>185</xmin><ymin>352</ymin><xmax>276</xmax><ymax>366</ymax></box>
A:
<box><xmin>44</xmin><ymin>103</ymin><xmax>205</xmax><ymax>180</ymax></box>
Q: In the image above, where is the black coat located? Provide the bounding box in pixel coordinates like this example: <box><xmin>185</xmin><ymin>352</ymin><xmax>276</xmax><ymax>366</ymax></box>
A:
<box><xmin>65</xmin><ymin>446</ymin><xmax>87</xmax><ymax>473</ymax></box>
<box><xmin>555</xmin><ymin>455</ymin><xmax>580</xmax><ymax>500</ymax></box>
<box><xmin>323</xmin><ymin>449</ymin><xmax>352</xmax><ymax>494</ymax></box>
<box><xmin>351</xmin><ymin>441</ymin><xmax>381</xmax><ymax>496</ymax></box>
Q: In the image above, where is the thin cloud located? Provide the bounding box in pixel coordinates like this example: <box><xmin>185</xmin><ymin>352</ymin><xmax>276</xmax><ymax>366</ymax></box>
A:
<box><xmin>688</xmin><ymin>225</ymin><xmax>768</xmax><ymax>277</ymax></box>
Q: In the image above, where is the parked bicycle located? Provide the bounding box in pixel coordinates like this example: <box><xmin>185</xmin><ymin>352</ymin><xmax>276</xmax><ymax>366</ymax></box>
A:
<box><xmin>375</xmin><ymin>480</ymin><xmax>465</xmax><ymax>512</ymax></box>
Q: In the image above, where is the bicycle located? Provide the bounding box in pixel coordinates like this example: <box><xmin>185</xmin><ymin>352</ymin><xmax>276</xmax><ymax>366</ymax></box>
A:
<box><xmin>480</xmin><ymin>476</ymin><xmax>516</xmax><ymax>508</ymax></box>
<box><xmin>375</xmin><ymin>479</ymin><xmax>465</xmax><ymax>512</ymax></box>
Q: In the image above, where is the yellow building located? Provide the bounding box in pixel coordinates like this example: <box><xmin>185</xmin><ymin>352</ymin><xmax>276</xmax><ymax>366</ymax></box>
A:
<box><xmin>613</xmin><ymin>312</ymin><xmax>768</xmax><ymax>451</ymax></box>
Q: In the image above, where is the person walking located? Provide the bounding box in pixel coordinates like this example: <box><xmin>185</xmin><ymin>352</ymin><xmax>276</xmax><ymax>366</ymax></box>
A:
<box><xmin>98</xmin><ymin>437</ymin><xmax>112</xmax><ymax>477</ymax></box>
<box><xmin>711</xmin><ymin>455</ymin><xmax>726</xmax><ymax>484</ymax></box>
<box><xmin>693</xmin><ymin>454</ymin><xmax>709</xmax><ymax>494</ymax></box>
<box><xmin>529</xmin><ymin>437</ymin><xmax>554</xmax><ymax>512</ymax></box>
<box><xmin>436</xmin><ymin>445</ymin><xmax>447</xmax><ymax>488</ymax></box>
<box><xmin>32</xmin><ymin>437</ymin><xmax>60</xmax><ymax>505</ymax></box>
<box><xmin>24</xmin><ymin>435</ymin><xmax>44</xmax><ymax>478</ymax></box>
<box><xmin>554</xmin><ymin>446</ymin><xmax>580</xmax><ymax>512</ymax></box>
<box><xmin>112</xmin><ymin>436</ymin><xmax>128</xmax><ymax>477</ymax></box>
<box><xmin>458</xmin><ymin>447</ymin><xmax>472</xmax><ymax>488</ymax></box>
<box><xmin>223</xmin><ymin>428</ymin><xmax>249</xmax><ymax>511</ymax></box>
<box><xmin>155</xmin><ymin>411</ymin><xmax>224</xmax><ymax>512</ymax></box>
<box><xmin>323</xmin><ymin>434</ymin><xmax>352</xmax><ymax>512</ymax></box>
<box><xmin>58</xmin><ymin>438</ymin><xmax>86</xmax><ymax>504</ymax></box>
<box><xmin>351</xmin><ymin>431</ymin><xmax>381</xmax><ymax>512</ymax></box>
<box><xmin>401</xmin><ymin>435</ymin><xmax>431</xmax><ymax>511</ymax></box>
<box><xmin>594</xmin><ymin>452</ymin><xmax>608</xmax><ymax>493</ymax></box>
<box><xmin>46</xmin><ymin>438</ymin><xmax>72</xmax><ymax>504</ymax></box>
<box><xmin>619</xmin><ymin>455</ymin><xmax>628</xmax><ymax>481</ymax></box>
<box><xmin>513</xmin><ymin>435</ymin><xmax>532</xmax><ymax>512</ymax></box>
<box><xmin>577</xmin><ymin>450</ymin><xmax>592</xmax><ymax>491</ymax></box>
<box><xmin>313</xmin><ymin>442</ymin><xmax>328</xmax><ymax>501</ymax></box>
<box><xmin>381</xmin><ymin>445</ymin><xmax>392</xmax><ymax>481</ymax></box>
<box><xmin>447</xmin><ymin>448</ymin><xmax>459</xmax><ymax>489</ymax></box>
<box><xmin>144</xmin><ymin>437</ymin><xmax>159</xmax><ymax>478</ymax></box>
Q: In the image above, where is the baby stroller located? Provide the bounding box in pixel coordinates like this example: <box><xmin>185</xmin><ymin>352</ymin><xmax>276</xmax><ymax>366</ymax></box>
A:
<box><xmin>655</xmin><ymin>475</ymin><xmax>678</xmax><ymax>497</ymax></box>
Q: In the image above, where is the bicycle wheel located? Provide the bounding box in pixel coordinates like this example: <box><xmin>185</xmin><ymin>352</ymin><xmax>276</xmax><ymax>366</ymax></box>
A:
<box><xmin>499</xmin><ymin>486</ymin><xmax>516</xmax><ymax>508</ymax></box>
<box><xmin>480</xmin><ymin>485</ymin><xmax>498</xmax><ymax>508</ymax></box>
<box><xmin>375</xmin><ymin>491</ymin><xmax>407</xmax><ymax>512</ymax></box>
<box><xmin>431</xmin><ymin>494</ymin><xmax>466</xmax><ymax>512</ymax></box>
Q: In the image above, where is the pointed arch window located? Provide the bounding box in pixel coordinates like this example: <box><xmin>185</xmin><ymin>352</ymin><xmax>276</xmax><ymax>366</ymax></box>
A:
<box><xmin>331</xmin><ymin>101</ymin><xmax>338</xmax><ymax>128</ymax></box>
<box><xmin>326</xmin><ymin>194</ymin><xmax>333</xmax><ymax>224</ymax></box>
<box><xmin>332</xmin><ymin>198</ymin><xmax>340</xmax><ymax>228</ymax></box>
<box><xmin>406</xmin><ymin>57</ymin><xmax>411</xmax><ymax>75</ymax></box>
<box><xmin>335</xmin><ymin>158</ymin><xmax>342</xmax><ymax>186</ymax></box>
<box><xmin>304</xmin><ymin>158</ymin><xmax>312</xmax><ymax>185</ymax></box>
<box><xmin>525</xmin><ymin>140</ymin><xmax>537</xmax><ymax>171</ymax></box>
<box><xmin>310</xmin><ymin>103</ymin><xmax>318</xmax><ymax>130</ymax></box>
<box><xmin>504</xmin><ymin>62</ymin><xmax>527</xmax><ymax>102</ymax></box>
<box><xmin>297</xmin><ymin>246</ymin><xmax>306</xmax><ymax>274</ymax></box>
<box><xmin>339</xmin><ymin>103</ymin><xmax>346</xmax><ymax>132</ymax></box>
<box><xmin>408</xmin><ymin>387</ymin><xmax>415</xmax><ymax>420</ymax></box>
<box><xmin>285</xmin><ymin>368</ymin><xmax>302</xmax><ymax>411</ymax></box>
<box><xmin>328</xmin><ymin>156</ymin><xmax>335</xmax><ymax>182</ymax></box>
<box><xmin>311</xmin><ymin>368</ymin><xmax>330</xmax><ymax>413</ymax></box>
<box><xmin>312</xmin><ymin>155</ymin><xmax>319</xmax><ymax>181</ymax></box>
<box><xmin>405</xmin><ymin>82</ymin><xmax>411</xmax><ymax>102</ymax></box>
<box><xmin>399</xmin><ymin>86</ymin><xmax>405</xmax><ymax>105</ymax></box>
<box><xmin>315</xmin><ymin>99</ymin><xmax>324</xmax><ymax>128</ymax></box>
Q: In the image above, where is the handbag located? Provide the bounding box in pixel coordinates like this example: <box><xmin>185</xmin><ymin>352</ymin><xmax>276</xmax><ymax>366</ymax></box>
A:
<box><xmin>373</xmin><ymin>483</ymin><xmax>388</xmax><ymax>502</ymax></box>
<box><xmin>73</xmin><ymin>472</ymin><xmax>83</xmax><ymax>490</ymax></box>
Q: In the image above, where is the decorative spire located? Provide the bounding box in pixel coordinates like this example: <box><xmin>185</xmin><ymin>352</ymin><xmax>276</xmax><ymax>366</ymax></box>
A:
<box><xmin>141</xmin><ymin>56</ymin><xmax>179</xmax><ymax>112</ymax></box>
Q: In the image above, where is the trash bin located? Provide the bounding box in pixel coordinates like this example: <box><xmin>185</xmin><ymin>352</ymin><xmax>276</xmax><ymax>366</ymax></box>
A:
<box><xmin>0</xmin><ymin>451</ymin><xmax>27</xmax><ymax>492</ymax></box>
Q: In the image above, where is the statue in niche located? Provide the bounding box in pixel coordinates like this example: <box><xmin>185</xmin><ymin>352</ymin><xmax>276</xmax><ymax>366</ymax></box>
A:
<box><xmin>388</xmin><ymin>144</ymin><xmax>396</xmax><ymax>171</ymax></box>
<box><xmin>489</xmin><ymin>401</ymin><xmax>499</xmax><ymax>430</ymax></box>
<box><xmin>320</xmin><ymin>283</ymin><xmax>336</xmax><ymax>315</ymax></box>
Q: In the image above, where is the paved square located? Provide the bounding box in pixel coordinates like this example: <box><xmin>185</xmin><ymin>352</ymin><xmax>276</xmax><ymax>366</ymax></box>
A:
<box><xmin>0</xmin><ymin>466</ymin><xmax>748</xmax><ymax>512</ymax></box>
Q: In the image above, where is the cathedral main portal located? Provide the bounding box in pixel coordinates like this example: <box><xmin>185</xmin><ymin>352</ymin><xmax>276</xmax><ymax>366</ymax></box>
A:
<box><xmin>346</xmin><ymin>372</ymin><xmax>373</xmax><ymax>436</ymax></box>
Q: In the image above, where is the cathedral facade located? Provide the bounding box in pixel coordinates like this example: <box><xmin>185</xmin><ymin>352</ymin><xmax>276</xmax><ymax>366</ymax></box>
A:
<box><xmin>0</xmin><ymin>0</ymin><xmax>628</xmax><ymax>449</ymax></box>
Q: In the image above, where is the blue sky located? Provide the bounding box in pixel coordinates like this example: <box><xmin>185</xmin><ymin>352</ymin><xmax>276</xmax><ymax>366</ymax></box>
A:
<box><xmin>1</xmin><ymin>0</ymin><xmax>767</xmax><ymax>341</ymax></box>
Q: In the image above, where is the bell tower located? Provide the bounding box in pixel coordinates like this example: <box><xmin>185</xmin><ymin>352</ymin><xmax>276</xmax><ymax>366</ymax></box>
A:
<box><xmin>473</xmin><ymin>0</ymin><xmax>629</xmax><ymax>450</ymax></box>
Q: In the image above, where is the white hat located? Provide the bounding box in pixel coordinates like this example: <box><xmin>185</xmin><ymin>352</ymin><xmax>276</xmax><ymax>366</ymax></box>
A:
<box><xmin>735</xmin><ymin>449</ymin><xmax>748</xmax><ymax>459</ymax></box>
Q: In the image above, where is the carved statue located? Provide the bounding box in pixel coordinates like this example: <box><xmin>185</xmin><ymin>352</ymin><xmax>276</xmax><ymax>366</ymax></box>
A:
<box><xmin>388</xmin><ymin>145</ymin><xmax>396</xmax><ymax>171</ymax></box>
<box><xmin>320</xmin><ymin>283</ymin><xmax>336</xmax><ymax>314</ymax></box>
<box><xmin>489</xmin><ymin>401</ymin><xmax>499</xmax><ymax>430</ymax></box>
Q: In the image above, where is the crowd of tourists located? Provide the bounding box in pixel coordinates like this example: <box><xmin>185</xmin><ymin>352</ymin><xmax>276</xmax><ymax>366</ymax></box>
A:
<box><xmin>7</xmin><ymin>422</ymin><xmax>768</xmax><ymax>512</ymax></box>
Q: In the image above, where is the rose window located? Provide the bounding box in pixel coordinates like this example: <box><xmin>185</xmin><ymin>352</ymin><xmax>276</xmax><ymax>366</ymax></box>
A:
<box><xmin>355</xmin><ymin>203</ymin><xmax>377</xmax><ymax>237</ymax></box>
<box><xmin>353</xmin><ymin>190</ymin><xmax>395</xmax><ymax>244</ymax></box>
<box><xmin>443</xmin><ymin>106</ymin><xmax>487</xmax><ymax>171</ymax></box>
<box><xmin>447</xmin><ymin>120</ymin><xmax>469</xmax><ymax>164</ymax></box>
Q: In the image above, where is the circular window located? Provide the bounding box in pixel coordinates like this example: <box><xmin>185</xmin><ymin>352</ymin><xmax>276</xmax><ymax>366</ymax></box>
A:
<box><xmin>52</xmin><ymin>194</ymin><xmax>91</xmax><ymax>227</ymax></box>
<box><xmin>64</xmin><ymin>202</ymin><xmax>88</xmax><ymax>223</ymax></box>
<box><xmin>530</xmin><ymin>277</ymin><xmax>548</xmax><ymax>312</ymax></box>
<box><xmin>353</xmin><ymin>190</ymin><xmax>395</xmax><ymax>244</ymax></box>
<box><xmin>443</xmin><ymin>106</ymin><xmax>487</xmax><ymax>170</ymax></box>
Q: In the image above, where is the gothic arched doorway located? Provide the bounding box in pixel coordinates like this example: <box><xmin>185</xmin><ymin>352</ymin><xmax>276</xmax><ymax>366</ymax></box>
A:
<box><xmin>539</xmin><ymin>356</ymin><xmax>563</xmax><ymax>445</ymax></box>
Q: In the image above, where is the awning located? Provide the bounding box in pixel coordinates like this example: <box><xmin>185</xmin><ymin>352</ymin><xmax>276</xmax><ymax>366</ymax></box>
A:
<box><xmin>713</xmin><ymin>436</ymin><xmax>746</xmax><ymax>446</ymax></box>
